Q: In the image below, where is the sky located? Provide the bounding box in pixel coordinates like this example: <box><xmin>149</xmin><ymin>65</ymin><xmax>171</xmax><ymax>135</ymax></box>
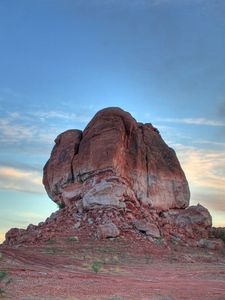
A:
<box><xmin>0</xmin><ymin>0</ymin><xmax>225</xmax><ymax>243</ymax></box>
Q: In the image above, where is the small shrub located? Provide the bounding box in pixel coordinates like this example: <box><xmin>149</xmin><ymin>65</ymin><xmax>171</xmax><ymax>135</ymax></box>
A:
<box><xmin>0</xmin><ymin>271</ymin><xmax>11</xmax><ymax>298</ymax></box>
<box><xmin>155</xmin><ymin>237</ymin><xmax>164</xmax><ymax>246</ymax></box>
<box><xmin>0</xmin><ymin>288</ymin><xmax>5</xmax><ymax>297</ymax></box>
<box><xmin>0</xmin><ymin>272</ymin><xmax>7</xmax><ymax>280</ymax></box>
<box><xmin>91</xmin><ymin>261</ymin><xmax>101</xmax><ymax>273</ymax></box>
<box><xmin>211</xmin><ymin>227</ymin><xmax>225</xmax><ymax>244</ymax></box>
<box><xmin>220</xmin><ymin>247</ymin><xmax>225</xmax><ymax>256</ymax></box>
<box><xmin>5</xmin><ymin>278</ymin><xmax>12</xmax><ymax>286</ymax></box>
<box><xmin>219</xmin><ymin>231</ymin><xmax>225</xmax><ymax>244</ymax></box>
<box><xmin>68</xmin><ymin>236</ymin><xmax>79</xmax><ymax>242</ymax></box>
<box><xmin>46</xmin><ymin>238</ymin><xmax>56</xmax><ymax>244</ymax></box>
<box><xmin>145</xmin><ymin>255</ymin><xmax>152</xmax><ymax>264</ymax></box>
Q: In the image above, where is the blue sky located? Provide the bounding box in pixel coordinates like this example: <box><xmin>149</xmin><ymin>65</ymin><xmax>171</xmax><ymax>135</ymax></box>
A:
<box><xmin>0</xmin><ymin>0</ymin><xmax>225</xmax><ymax>242</ymax></box>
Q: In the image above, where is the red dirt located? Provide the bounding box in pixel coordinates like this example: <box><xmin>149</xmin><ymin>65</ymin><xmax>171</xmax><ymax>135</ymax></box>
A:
<box><xmin>1</xmin><ymin>234</ymin><xmax>225</xmax><ymax>300</ymax></box>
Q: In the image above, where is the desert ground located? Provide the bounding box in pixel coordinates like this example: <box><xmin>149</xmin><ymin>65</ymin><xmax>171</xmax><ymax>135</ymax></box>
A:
<box><xmin>0</xmin><ymin>233</ymin><xmax>225</xmax><ymax>300</ymax></box>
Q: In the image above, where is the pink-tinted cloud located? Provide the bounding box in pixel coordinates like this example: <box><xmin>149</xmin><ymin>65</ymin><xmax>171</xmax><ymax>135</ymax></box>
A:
<box><xmin>0</xmin><ymin>166</ymin><xmax>44</xmax><ymax>194</ymax></box>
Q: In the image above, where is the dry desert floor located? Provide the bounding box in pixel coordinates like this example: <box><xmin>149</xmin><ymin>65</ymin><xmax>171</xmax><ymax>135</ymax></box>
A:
<box><xmin>0</xmin><ymin>235</ymin><xmax>225</xmax><ymax>300</ymax></box>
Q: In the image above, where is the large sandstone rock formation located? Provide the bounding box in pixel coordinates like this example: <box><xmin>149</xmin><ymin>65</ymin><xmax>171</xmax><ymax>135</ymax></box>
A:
<box><xmin>43</xmin><ymin>107</ymin><xmax>190</xmax><ymax>211</ymax></box>
<box><xmin>3</xmin><ymin>107</ymin><xmax>214</xmax><ymax>247</ymax></box>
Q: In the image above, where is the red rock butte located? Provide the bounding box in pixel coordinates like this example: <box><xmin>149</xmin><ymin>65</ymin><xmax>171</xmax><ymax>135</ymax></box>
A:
<box><xmin>43</xmin><ymin>107</ymin><xmax>190</xmax><ymax>211</ymax></box>
<box><xmin>3</xmin><ymin>107</ymin><xmax>214</xmax><ymax>246</ymax></box>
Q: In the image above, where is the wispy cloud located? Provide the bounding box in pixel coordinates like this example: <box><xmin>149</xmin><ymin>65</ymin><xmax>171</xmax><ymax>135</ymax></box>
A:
<box><xmin>193</xmin><ymin>139</ymin><xmax>225</xmax><ymax>148</ymax></box>
<box><xmin>0</xmin><ymin>114</ymin><xmax>59</xmax><ymax>150</ymax></box>
<box><xmin>0</xmin><ymin>109</ymin><xmax>90</xmax><ymax>148</ymax></box>
<box><xmin>0</xmin><ymin>210</ymin><xmax>49</xmax><ymax>243</ymax></box>
<box><xmin>0</xmin><ymin>165</ymin><xmax>44</xmax><ymax>194</ymax></box>
<box><xmin>157</xmin><ymin>117</ymin><xmax>225</xmax><ymax>126</ymax></box>
<box><xmin>32</xmin><ymin>110</ymin><xmax>90</xmax><ymax>123</ymax></box>
<box><xmin>175</xmin><ymin>144</ymin><xmax>225</xmax><ymax>191</ymax></box>
<box><xmin>0</xmin><ymin>211</ymin><xmax>45</xmax><ymax>225</ymax></box>
<box><xmin>0</xmin><ymin>118</ymin><xmax>35</xmax><ymax>143</ymax></box>
<box><xmin>174</xmin><ymin>144</ymin><xmax>225</xmax><ymax>226</ymax></box>
<box><xmin>191</xmin><ymin>192</ymin><xmax>225</xmax><ymax>227</ymax></box>
<box><xmin>192</xmin><ymin>192</ymin><xmax>225</xmax><ymax>212</ymax></box>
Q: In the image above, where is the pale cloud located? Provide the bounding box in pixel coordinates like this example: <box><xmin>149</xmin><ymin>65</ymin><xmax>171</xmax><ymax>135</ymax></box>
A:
<box><xmin>191</xmin><ymin>192</ymin><xmax>225</xmax><ymax>212</ymax></box>
<box><xmin>157</xmin><ymin>117</ymin><xmax>225</xmax><ymax>127</ymax></box>
<box><xmin>0</xmin><ymin>166</ymin><xmax>33</xmax><ymax>179</ymax></box>
<box><xmin>210</xmin><ymin>210</ymin><xmax>225</xmax><ymax>227</ymax></box>
<box><xmin>193</xmin><ymin>139</ymin><xmax>225</xmax><ymax>148</ymax></box>
<box><xmin>0</xmin><ymin>114</ymin><xmax>59</xmax><ymax>149</ymax></box>
<box><xmin>174</xmin><ymin>144</ymin><xmax>225</xmax><ymax>226</ymax></box>
<box><xmin>0</xmin><ymin>232</ymin><xmax>5</xmax><ymax>243</ymax></box>
<box><xmin>0</xmin><ymin>118</ymin><xmax>35</xmax><ymax>143</ymax></box>
<box><xmin>175</xmin><ymin>144</ymin><xmax>225</xmax><ymax>191</ymax></box>
<box><xmin>0</xmin><ymin>110</ymin><xmax>87</xmax><ymax>147</ymax></box>
<box><xmin>33</xmin><ymin>110</ymin><xmax>90</xmax><ymax>123</ymax></box>
<box><xmin>0</xmin><ymin>166</ymin><xmax>44</xmax><ymax>194</ymax></box>
<box><xmin>191</xmin><ymin>194</ymin><xmax>225</xmax><ymax>227</ymax></box>
<box><xmin>0</xmin><ymin>211</ymin><xmax>48</xmax><ymax>243</ymax></box>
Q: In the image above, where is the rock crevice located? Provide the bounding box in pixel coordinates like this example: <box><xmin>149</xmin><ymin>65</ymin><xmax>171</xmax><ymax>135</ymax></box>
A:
<box><xmin>71</xmin><ymin>132</ymin><xmax>83</xmax><ymax>183</ymax></box>
<box><xmin>140</xmin><ymin>124</ymin><xmax>150</xmax><ymax>198</ymax></box>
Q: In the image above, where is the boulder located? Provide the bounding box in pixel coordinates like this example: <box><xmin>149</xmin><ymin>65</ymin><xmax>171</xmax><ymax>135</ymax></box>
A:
<box><xmin>168</xmin><ymin>204</ymin><xmax>212</xmax><ymax>229</ymax></box>
<box><xmin>96</xmin><ymin>222</ymin><xmax>120</xmax><ymax>239</ymax></box>
<box><xmin>161</xmin><ymin>204</ymin><xmax>212</xmax><ymax>240</ymax></box>
<box><xmin>197</xmin><ymin>238</ymin><xmax>224</xmax><ymax>250</ymax></box>
<box><xmin>133</xmin><ymin>220</ymin><xmax>161</xmax><ymax>238</ymax></box>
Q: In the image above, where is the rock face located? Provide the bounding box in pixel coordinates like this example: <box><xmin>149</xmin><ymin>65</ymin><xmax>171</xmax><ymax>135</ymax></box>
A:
<box><xmin>43</xmin><ymin>107</ymin><xmax>190</xmax><ymax>211</ymax></box>
<box><xmin>43</xmin><ymin>129</ymin><xmax>82</xmax><ymax>203</ymax></box>
<box><xmin>3</xmin><ymin>107</ymin><xmax>215</xmax><ymax>247</ymax></box>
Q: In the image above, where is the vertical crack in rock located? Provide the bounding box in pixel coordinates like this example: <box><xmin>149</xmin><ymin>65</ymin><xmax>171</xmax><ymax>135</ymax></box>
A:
<box><xmin>140</xmin><ymin>125</ymin><xmax>150</xmax><ymax>198</ymax></box>
<box><xmin>70</xmin><ymin>132</ymin><xmax>83</xmax><ymax>183</ymax></box>
<box><xmin>121</xmin><ymin>117</ymin><xmax>132</xmax><ymax>149</ymax></box>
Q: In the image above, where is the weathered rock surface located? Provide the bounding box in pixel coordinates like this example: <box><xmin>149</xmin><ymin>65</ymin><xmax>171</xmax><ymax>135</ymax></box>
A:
<box><xmin>133</xmin><ymin>220</ymin><xmax>161</xmax><ymax>238</ymax></box>
<box><xmin>197</xmin><ymin>238</ymin><xmax>224</xmax><ymax>250</ymax></box>
<box><xmin>96</xmin><ymin>222</ymin><xmax>120</xmax><ymax>239</ymax></box>
<box><xmin>2</xmin><ymin>107</ymin><xmax>216</xmax><ymax>247</ymax></box>
<box><xmin>159</xmin><ymin>204</ymin><xmax>212</xmax><ymax>245</ymax></box>
<box><xmin>43</xmin><ymin>129</ymin><xmax>82</xmax><ymax>206</ymax></box>
<box><xmin>43</xmin><ymin>107</ymin><xmax>190</xmax><ymax>211</ymax></box>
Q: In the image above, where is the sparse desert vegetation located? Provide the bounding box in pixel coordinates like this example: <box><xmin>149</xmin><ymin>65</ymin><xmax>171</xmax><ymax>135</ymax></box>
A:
<box><xmin>0</xmin><ymin>235</ymin><xmax>225</xmax><ymax>299</ymax></box>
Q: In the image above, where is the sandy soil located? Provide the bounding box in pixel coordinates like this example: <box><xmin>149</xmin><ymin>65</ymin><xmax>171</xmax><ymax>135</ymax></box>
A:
<box><xmin>0</xmin><ymin>235</ymin><xmax>225</xmax><ymax>300</ymax></box>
